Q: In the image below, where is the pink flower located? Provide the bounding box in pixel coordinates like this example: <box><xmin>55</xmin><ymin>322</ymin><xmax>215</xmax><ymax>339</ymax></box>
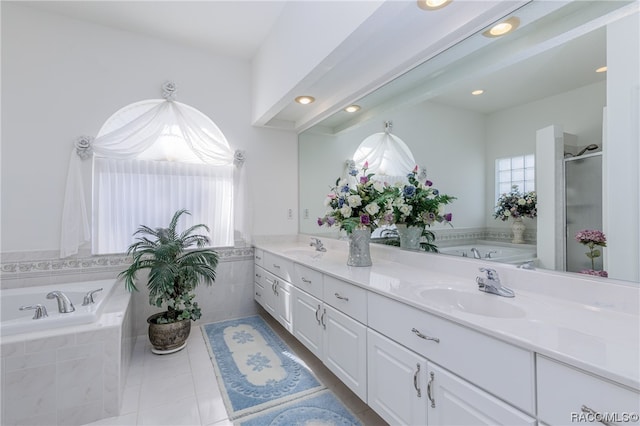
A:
<box><xmin>579</xmin><ymin>269</ymin><xmax>608</xmax><ymax>278</ymax></box>
<box><xmin>575</xmin><ymin>229</ymin><xmax>607</xmax><ymax>246</ymax></box>
<box><xmin>413</xmin><ymin>165</ymin><xmax>419</xmax><ymax>173</ymax></box>
<box><xmin>364</xmin><ymin>161</ymin><xmax>369</xmax><ymax>169</ymax></box>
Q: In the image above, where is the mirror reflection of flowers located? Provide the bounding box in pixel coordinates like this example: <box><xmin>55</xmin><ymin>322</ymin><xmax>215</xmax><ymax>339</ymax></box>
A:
<box><xmin>387</xmin><ymin>166</ymin><xmax>455</xmax><ymax>227</ymax></box>
<box><xmin>493</xmin><ymin>185</ymin><xmax>537</xmax><ymax>221</ymax></box>
<box><xmin>317</xmin><ymin>161</ymin><xmax>389</xmax><ymax>234</ymax></box>
<box><xmin>575</xmin><ymin>229</ymin><xmax>608</xmax><ymax>277</ymax></box>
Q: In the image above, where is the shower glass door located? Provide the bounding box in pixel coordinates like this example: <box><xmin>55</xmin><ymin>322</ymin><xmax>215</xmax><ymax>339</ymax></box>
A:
<box><xmin>565</xmin><ymin>154</ymin><xmax>603</xmax><ymax>273</ymax></box>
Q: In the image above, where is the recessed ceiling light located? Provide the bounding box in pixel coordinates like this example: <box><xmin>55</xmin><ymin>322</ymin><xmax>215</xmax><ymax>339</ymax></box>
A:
<box><xmin>482</xmin><ymin>17</ymin><xmax>520</xmax><ymax>38</ymax></box>
<box><xmin>596</xmin><ymin>66</ymin><xmax>607</xmax><ymax>73</ymax></box>
<box><xmin>295</xmin><ymin>96</ymin><xmax>315</xmax><ymax>105</ymax></box>
<box><xmin>344</xmin><ymin>105</ymin><xmax>361</xmax><ymax>113</ymax></box>
<box><xmin>471</xmin><ymin>89</ymin><xmax>484</xmax><ymax>96</ymax></box>
<box><xmin>417</xmin><ymin>0</ymin><xmax>452</xmax><ymax>11</ymax></box>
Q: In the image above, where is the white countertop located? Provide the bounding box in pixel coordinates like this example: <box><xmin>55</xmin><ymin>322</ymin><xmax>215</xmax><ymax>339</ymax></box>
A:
<box><xmin>254</xmin><ymin>236</ymin><xmax>640</xmax><ymax>391</ymax></box>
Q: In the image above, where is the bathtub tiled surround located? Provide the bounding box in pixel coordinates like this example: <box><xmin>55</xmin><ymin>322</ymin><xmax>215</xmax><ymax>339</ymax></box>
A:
<box><xmin>0</xmin><ymin>246</ymin><xmax>257</xmax><ymax>425</ymax></box>
<box><xmin>1</xmin><ymin>284</ymin><xmax>134</xmax><ymax>426</ymax></box>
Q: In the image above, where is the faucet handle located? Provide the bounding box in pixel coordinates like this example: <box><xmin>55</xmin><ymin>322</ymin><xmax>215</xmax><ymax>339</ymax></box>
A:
<box><xmin>478</xmin><ymin>267</ymin><xmax>499</xmax><ymax>282</ymax></box>
<box><xmin>82</xmin><ymin>288</ymin><xmax>103</xmax><ymax>306</ymax></box>
<box><xmin>20</xmin><ymin>304</ymin><xmax>49</xmax><ymax>319</ymax></box>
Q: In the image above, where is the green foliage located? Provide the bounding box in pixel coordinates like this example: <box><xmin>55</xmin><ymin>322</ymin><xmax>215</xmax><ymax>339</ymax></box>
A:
<box><xmin>119</xmin><ymin>209</ymin><xmax>219</xmax><ymax>323</ymax></box>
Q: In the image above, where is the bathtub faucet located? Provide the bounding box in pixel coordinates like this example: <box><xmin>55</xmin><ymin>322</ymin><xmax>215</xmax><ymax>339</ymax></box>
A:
<box><xmin>46</xmin><ymin>291</ymin><xmax>75</xmax><ymax>313</ymax></box>
<box><xmin>82</xmin><ymin>288</ymin><xmax>103</xmax><ymax>306</ymax></box>
<box><xmin>19</xmin><ymin>304</ymin><xmax>49</xmax><ymax>319</ymax></box>
<box><xmin>470</xmin><ymin>247</ymin><xmax>481</xmax><ymax>259</ymax></box>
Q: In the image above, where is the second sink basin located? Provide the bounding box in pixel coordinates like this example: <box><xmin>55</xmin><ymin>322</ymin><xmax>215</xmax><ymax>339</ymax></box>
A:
<box><xmin>282</xmin><ymin>248</ymin><xmax>325</xmax><ymax>261</ymax></box>
<box><xmin>419</xmin><ymin>288</ymin><xmax>526</xmax><ymax>318</ymax></box>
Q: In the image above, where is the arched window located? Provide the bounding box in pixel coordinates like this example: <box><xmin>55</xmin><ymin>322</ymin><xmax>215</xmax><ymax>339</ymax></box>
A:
<box><xmin>60</xmin><ymin>92</ymin><xmax>245</xmax><ymax>257</ymax></box>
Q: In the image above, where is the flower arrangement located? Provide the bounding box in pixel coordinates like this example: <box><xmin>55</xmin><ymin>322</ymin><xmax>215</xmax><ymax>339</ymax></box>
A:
<box><xmin>575</xmin><ymin>229</ymin><xmax>608</xmax><ymax>277</ymax></box>
<box><xmin>317</xmin><ymin>162</ymin><xmax>389</xmax><ymax>234</ymax></box>
<box><xmin>494</xmin><ymin>185</ymin><xmax>537</xmax><ymax>221</ymax></box>
<box><xmin>386</xmin><ymin>166</ymin><xmax>455</xmax><ymax>227</ymax></box>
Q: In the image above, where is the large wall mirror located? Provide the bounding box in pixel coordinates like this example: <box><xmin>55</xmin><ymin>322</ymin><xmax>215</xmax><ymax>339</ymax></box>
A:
<box><xmin>299</xmin><ymin>1</ymin><xmax>639</xmax><ymax>283</ymax></box>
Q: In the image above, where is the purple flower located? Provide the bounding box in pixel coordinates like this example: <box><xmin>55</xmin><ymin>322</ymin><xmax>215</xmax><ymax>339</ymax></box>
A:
<box><xmin>443</xmin><ymin>213</ymin><xmax>452</xmax><ymax>222</ymax></box>
<box><xmin>360</xmin><ymin>176</ymin><xmax>369</xmax><ymax>184</ymax></box>
<box><xmin>425</xmin><ymin>180</ymin><xmax>433</xmax><ymax>187</ymax></box>
<box><xmin>317</xmin><ymin>217</ymin><xmax>324</xmax><ymax>226</ymax></box>
<box><xmin>575</xmin><ymin>229</ymin><xmax>607</xmax><ymax>246</ymax></box>
<box><xmin>327</xmin><ymin>217</ymin><xmax>336</xmax><ymax>226</ymax></box>
<box><xmin>360</xmin><ymin>214</ymin><xmax>371</xmax><ymax>225</ymax></box>
<box><xmin>341</xmin><ymin>185</ymin><xmax>350</xmax><ymax>193</ymax></box>
<box><xmin>579</xmin><ymin>269</ymin><xmax>608</xmax><ymax>277</ymax></box>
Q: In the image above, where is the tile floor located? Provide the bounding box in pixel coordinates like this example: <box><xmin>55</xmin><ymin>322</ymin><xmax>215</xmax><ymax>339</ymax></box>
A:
<box><xmin>85</xmin><ymin>313</ymin><xmax>388</xmax><ymax>426</ymax></box>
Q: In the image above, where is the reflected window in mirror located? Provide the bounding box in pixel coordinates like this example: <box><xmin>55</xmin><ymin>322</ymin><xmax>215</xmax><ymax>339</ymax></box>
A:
<box><xmin>495</xmin><ymin>154</ymin><xmax>535</xmax><ymax>201</ymax></box>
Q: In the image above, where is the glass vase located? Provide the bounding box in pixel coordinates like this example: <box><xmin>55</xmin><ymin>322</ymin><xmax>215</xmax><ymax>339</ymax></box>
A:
<box><xmin>347</xmin><ymin>228</ymin><xmax>372</xmax><ymax>267</ymax></box>
<box><xmin>396</xmin><ymin>223</ymin><xmax>423</xmax><ymax>250</ymax></box>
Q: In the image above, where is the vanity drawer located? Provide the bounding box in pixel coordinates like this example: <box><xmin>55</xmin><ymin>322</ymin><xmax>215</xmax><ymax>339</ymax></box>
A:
<box><xmin>293</xmin><ymin>263</ymin><xmax>324</xmax><ymax>299</ymax></box>
<box><xmin>368</xmin><ymin>292</ymin><xmax>535</xmax><ymax>414</ymax></box>
<box><xmin>323</xmin><ymin>275</ymin><xmax>367</xmax><ymax>324</ymax></box>
<box><xmin>537</xmin><ymin>356</ymin><xmax>640</xmax><ymax>425</ymax></box>
<box><xmin>263</xmin><ymin>251</ymin><xmax>294</xmax><ymax>282</ymax></box>
<box><xmin>254</xmin><ymin>281</ymin><xmax>266</xmax><ymax>307</ymax></box>
<box><xmin>254</xmin><ymin>248</ymin><xmax>264</xmax><ymax>268</ymax></box>
<box><xmin>254</xmin><ymin>265</ymin><xmax>266</xmax><ymax>285</ymax></box>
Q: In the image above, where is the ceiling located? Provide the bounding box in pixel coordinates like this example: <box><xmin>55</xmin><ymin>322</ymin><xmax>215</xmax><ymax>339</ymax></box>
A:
<box><xmin>22</xmin><ymin>1</ymin><xmax>287</xmax><ymax>60</ymax></box>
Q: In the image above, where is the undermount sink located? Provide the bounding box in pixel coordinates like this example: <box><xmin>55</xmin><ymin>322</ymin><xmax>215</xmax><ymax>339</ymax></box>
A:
<box><xmin>419</xmin><ymin>288</ymin><xmax>526</xmax><ymax>318</ymax></box>
<box><xmin>282</xmin><ymin>248</ymin><xmax>325</xmax><ymax>260</ymax></box>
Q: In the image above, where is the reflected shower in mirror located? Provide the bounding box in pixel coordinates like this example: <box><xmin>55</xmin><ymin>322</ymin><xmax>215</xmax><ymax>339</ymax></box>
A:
<box><xmin>298</xmin><ymin>1</ymin><xmax>639</xmax><ymax>282</ymax></box>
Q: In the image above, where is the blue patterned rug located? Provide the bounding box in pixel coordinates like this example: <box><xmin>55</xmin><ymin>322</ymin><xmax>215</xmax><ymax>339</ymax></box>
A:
<box><xmin>201</xmin><ymin>316</ymin><xmax>326</xmax><ymax>420</ymax></box>
<box><xmin>236</xmin><ymin>389</ymin><xmax>362</xmax><ymax>426</ymax></box>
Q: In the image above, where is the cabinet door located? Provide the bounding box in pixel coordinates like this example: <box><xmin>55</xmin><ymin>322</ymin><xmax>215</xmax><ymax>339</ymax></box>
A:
<box><xmin>292</xmin><ymin>287</ymin><xmax>323</xmax><ymax>359</ymax></box>
<box><xmin>273</xmin><ymin>278</ymin><xmax>293</xmax><ymax>333</ymax></box>
<box><xmin>322</xmin><ymin>304</ymin><xmax>367</xmax><ymax>402</ymax></box>
<box><xmin>262</xmin><ymin>272</ymin><xmax>277</xmax><ymax>317</ymax></box>
<box><xmin>428</xmin><ymin>363</ymin><xmax>536</xmax><ymax>426</ymax></box>
<box><xmin>367</xmin><ymin>329</ymin><xmax>428</xmax><ymax>426</ymax></box>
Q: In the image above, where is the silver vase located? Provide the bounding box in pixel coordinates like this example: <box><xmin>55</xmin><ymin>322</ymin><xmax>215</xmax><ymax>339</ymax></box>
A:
<box><xmin>347</xmin><ymin>229</ymin><xmax>372</xmax><ymax>267</ymax></box>
<box><xmin>396</xmin><ymin>223</ymin><xmax>423</xmax><ymax>250</ymax></box>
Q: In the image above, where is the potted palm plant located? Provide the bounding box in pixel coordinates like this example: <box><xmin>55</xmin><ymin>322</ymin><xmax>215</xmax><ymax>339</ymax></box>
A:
<box><xmin>119</xmin><ymin>209</ymin><xmax>219</xmax><ymax>354</ymax></box>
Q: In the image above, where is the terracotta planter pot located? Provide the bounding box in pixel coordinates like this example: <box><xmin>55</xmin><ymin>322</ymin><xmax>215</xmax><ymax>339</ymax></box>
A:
<box><xmin>147</xmin><ymin>312</ymin><xmax>191</xmax><ymax>354</ymax></box>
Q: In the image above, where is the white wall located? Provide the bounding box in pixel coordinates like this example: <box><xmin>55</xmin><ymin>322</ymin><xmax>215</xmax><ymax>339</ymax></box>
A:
<box><xmin>485</xmin><ymin>81</ymin><xmax>606</xmax><ymax>230</ymax></box>
<box><xmin>1</xmin><ymin>3</ymin><xmax>298</xmax><ymax>254</ymax></box>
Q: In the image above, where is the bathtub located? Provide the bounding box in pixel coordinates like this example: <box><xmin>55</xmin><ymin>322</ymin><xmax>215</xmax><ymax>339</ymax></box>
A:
<box><xmin>439</xmin><ymin>243</ymin><xmax>537</xmax><ymax>264</ymax></box>
<box><xmin>1</xmin><ymin>278</ymin><xmax>134</xmax><ymax>425</ymax></box>
<box><xmin>1</xmin><ymin>278</ymin><xmax>116</xmax><ymax>336</ymax></box>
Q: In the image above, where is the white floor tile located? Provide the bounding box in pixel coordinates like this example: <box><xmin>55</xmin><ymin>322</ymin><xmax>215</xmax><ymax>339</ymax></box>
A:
<box><xmin>138</xmin><ymin>372</ymin><xmax>195</xmax><ymax>410</ymax></box>
<box><xmin>137</xmin><ymin>395</ymin><xmax>201</xmax><ymax>426</ymax></box>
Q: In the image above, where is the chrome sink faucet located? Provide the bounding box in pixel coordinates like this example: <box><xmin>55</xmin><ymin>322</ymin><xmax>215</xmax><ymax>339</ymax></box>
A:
<box><xmin>476</xmin><ymin>267</ymin><xmax>515</xmax><ymax>298</ymax></box>
<box><xmin>46</xmin><ymin>291</ymin><xmax>76</xmax><ymax>313</ymax></box>
<box><xmin>310</xmin><ymin>238</ymin><xmax>327</xmax><ymax>252</ymax></box>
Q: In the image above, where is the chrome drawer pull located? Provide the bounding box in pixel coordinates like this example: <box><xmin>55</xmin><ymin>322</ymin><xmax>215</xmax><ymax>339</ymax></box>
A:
<box><xmin>427</xmin><ymin>372</ymin><xmax>435</xmax><ymax>408</ymax></box>
<box><xmin>255</xmin><ymin>291</ymin><xmax>261</xmax><ymax>297</ymax></box>
<box><xmin>321</xmin><ymin>308</ymin><xmax>327</xmax><ymax>329</ymax></box>
<box><xmin>581</xmin><ymin>405</ymin><xmax>614</xmax><ymax>426</ymax></box>
<box><xmin>411</xmin><ymin>328</ymin><xmax>440</xmax><ymax>343</ymax></box>
<box><xmin>255</xmin><ymin>273</ymin><xmax>261</xmax><ymax>279</ymax></box>
<box><xmin>315</xmin><ymin>305</ymin><xmax>321</xmax><ymax>325</ymax></box>
<box><xmin>413</xmin><ymin>363</ymin><xmax>421</xmax><ymax>397</ymax></box>
<box><xmin>273</xmin><ymin>264</ymin><xmax>281</xmax><ymax>269</ymax></box>
<box><xmin>302</xmin><ymin>277</ymin><xmax>312</xmax><ymax>284</ymax></box>
<box><xmin>274</xmin><ymin>281</ymin><xmax>279</xmax><ymax>296</ymax></box>
<box><xmin>255</xmin><ymin>255</ymin><xmax>262</xmax><ymax>260</ymax></box>
<box><xmin>334</xmin><ymin>292</ymin><xmax>349</xmax><ymax>301</ymax></box>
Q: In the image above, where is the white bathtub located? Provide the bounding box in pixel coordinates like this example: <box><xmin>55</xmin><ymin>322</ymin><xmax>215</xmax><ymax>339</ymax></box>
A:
<box><xmin>439</xmin><ymin>243</ymin><xmax>536</xmax><ymax>264</ymax></box>
<box><xmin>0</xmin><ymin>279</ymin><xmax>116</xmax><ymax>336</ymax></box>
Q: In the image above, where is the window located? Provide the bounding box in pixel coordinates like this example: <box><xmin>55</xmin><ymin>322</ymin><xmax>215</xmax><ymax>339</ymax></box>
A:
<box><xmin>91</xmin><ymin>100</ymin><xmax>235</xmax><ymax>254</ymax></box>
<box><xmin>496</xmin><ymin>154</ymin><xmax>535</xmax><ymax>199</ymax></box>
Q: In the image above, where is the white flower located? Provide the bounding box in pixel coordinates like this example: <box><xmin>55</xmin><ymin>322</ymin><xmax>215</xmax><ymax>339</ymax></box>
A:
<box><xmin>347</xmin><ymin>194</ymin><xmax>362</xmax><ymax>207</ymax></box>
<box><xmin>518</xmin><ymin>198</ymin><xmax>526</xmax><ymax>206</ymax></box>
<box><xmin>365</xmin><ymin>203</ymin><xmax>380</xmax><ymax>216</ymax></box>
<box><xmin>324</xmin><ymin>197</ymin><xmax>332</xmax><ymax>206</ymax></box>
<box><xmin>399</xmin><ymin>204</ymin><xmax>412</xmax><ymax>216</ymax></box>
<box><xmin>504</xmin><ymin>210</ymin><xmax>511</xmax><ymax>217</ymax></box>
<box><xmin>373</xmin><ymin>181</ymin><xmax>385</xmax><ymax>192</ymax></box>
<box><xmin>340</xmin><ymin>205</ymin><xmax>352</xmax><ymax>217</ymax></box>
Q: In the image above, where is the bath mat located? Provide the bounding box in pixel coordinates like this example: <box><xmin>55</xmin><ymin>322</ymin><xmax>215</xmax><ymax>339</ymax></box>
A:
<box><xmin>235</xmin><ymin>389</ymin><xmax>362</xmax><ymax>426</ymax></box>
<box><xmin>201</xmin><ymin>315</ymin><xmax>325</xmax><ymax>420</ymax></box>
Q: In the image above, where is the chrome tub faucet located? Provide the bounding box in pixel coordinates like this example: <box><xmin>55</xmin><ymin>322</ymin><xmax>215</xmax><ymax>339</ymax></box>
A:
<box><xmin>470</xmin><ymin>247</ymin><xmax>481</xmax><ymax>259</ymax></box>
<box><xmin>310</xmin><ymin>238</ymin><xmax>327</xmax><ymax>252</ymax></box>
<box><xmin>46</xmin><ymin>291</ymin><xmax>76</xmax><ymax>313</ymax></box>
<box><xmin>476</xmin><ymin>267</ymin><xmax>515</xmax><ymax>298</ymax></box>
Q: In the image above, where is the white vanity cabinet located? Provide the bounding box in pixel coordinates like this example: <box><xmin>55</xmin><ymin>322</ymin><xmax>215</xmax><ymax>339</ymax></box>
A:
<box><xmin>255</xmin><ymin>251</ymin><xmax>295</xmax><ymax>333</ymax></box>
<box><xmin>537</xmin><ymin>356</ymin><xmax>640</xmax><ymax>425</ymax></box>
<box><xmin>292</xmin><ymin>283</ymin><xmax>368</xmax><ymax>402</ymax></box>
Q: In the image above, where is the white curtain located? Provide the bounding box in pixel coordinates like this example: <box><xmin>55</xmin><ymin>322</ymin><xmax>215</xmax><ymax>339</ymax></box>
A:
<box><xmin>92</xmin><ymin>158</ymin><xmax>234</xmax><ymax>254</ymax></box>
<box><xmin>60</xmin><ymin>99</ymin><xmax>249</xmax><ymax>258</ymax></box>
<box><xmin>353</xmin><ymin>132</ymin><xmax>415</xmax><ymax>184</ymax></box>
